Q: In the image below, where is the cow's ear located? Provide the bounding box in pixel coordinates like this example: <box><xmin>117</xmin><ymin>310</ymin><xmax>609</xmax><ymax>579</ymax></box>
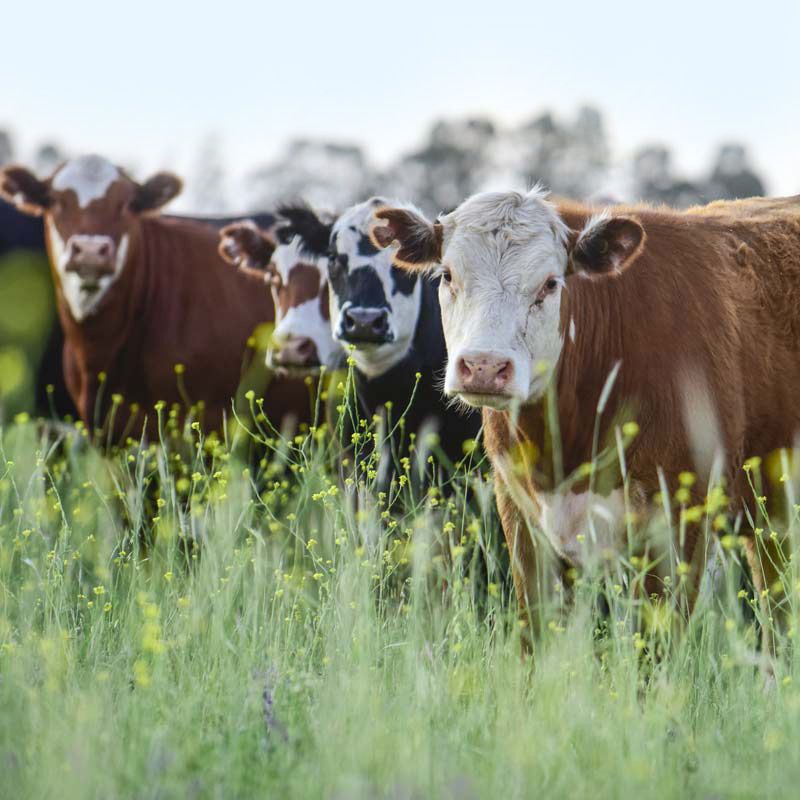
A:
<box><xmin>276</xmin><ymin>203</ymin><xmax>332</xmax><ymax>257</ymax></box>
<box><xmin>130</xmin><ymin>172</ymin><xmax>182</xmax><ymax>214</ymax></box>
<box><xmin>218</xmin><ymin>221</ymin><xmax>276</xmax><ymax>271</ymax></box>
<box><xmin>0</xmin><ymin>166</ymin><xmax>51</xmax><ymax>216</ymax></box>
<box><xmin>371</xmin><ymin>207</ymin><xmax>443</xmax><ymax>270</ymax></box>
<box><xmin>570</xmin><ymin>215</ymin><xmax>645</xmax><ymax>275</ymax></box>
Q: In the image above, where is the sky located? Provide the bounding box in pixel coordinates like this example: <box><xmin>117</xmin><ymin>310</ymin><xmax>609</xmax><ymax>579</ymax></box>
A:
<box><xmin>3</xmin><ymin>0</ymin><xmax>799</xmax><ymax>198</ymax></box>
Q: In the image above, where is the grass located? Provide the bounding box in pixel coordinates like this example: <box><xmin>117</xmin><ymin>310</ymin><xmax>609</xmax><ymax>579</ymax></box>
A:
<box><xmin>1</xmin><ymin>376</ymin><xmax>800</xmax><ymax>800</ymax></box>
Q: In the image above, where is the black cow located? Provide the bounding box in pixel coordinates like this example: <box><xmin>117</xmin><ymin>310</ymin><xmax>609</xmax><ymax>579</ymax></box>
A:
<box><xmin>280</xmin><ymin>198</ymin><xmax>482</xmax><ymax>492</ymax></box>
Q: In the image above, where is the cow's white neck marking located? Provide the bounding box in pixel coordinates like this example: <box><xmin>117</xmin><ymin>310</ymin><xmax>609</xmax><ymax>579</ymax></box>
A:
<box><xmin>538</xmin><ymin>488</ymin><xmax>626</xmax><ymax>567</ymax></box>
<box><xmin>47</xmin><ymin>220</ymin><xmax>129</xmax><ymax>322</ymax></box>
<box><xmin>52</xmin><ymin>156</ymin><xmax>120</xmax><ymax>209</ymax></box>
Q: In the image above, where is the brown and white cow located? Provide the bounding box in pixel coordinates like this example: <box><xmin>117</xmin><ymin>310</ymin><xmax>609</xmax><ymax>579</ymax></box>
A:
<box><xmin>0</xmin><ymin>155</ymin><xmax>309</xmax><ymax>439</ymax></box>
<box><xmin>372</xmin><ymin>188</ymin><xmax>800</xmax><ymax>641</ymax></box>
<box><xmin>218</xmin><ymin>215</ymin><xmax>342</xmax><ymax>373</ymax></box>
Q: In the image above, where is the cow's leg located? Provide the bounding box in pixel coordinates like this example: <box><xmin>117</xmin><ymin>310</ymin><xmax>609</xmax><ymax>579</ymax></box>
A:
<box><xmin>494</xmin><ymin>478</ymin><xmax>554</xmax><ymax>653</ymax></box>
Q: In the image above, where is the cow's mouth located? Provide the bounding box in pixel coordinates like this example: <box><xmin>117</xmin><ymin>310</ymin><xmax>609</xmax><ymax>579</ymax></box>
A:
<box><xmin>337</xmin><ymin>330</ymin><xmax>395</xmax><ymax>347</ymax></box>
<box><xmin>267</xmin><ymin>340</ymin><xmax>321</xmax><ymax>374</ymax></box>
<box><xmin>453</xmin><ymin>391</ymin><xmax>514</xmax><ymax>410</ymax></box>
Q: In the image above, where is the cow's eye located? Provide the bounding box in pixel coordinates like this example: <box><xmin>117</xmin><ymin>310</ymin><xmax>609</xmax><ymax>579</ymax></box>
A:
<box><xmin>441</xmin><ymin>268</ymin><xmax>452</xmax><ymax>284</ymax></box>
<box><xmin>534</xmin><ymin>276</ymin><xmax>560</xmax><ymax>307</ymax></box>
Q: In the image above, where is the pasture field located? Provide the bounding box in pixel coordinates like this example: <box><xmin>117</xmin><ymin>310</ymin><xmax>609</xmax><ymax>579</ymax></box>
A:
<box><xmin>1</xmin><ymin>377</ymin><xmax>800</xmax><ymax>800</ymax></box>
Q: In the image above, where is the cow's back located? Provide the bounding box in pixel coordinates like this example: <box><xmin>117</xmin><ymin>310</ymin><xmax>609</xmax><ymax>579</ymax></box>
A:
<box><xmin>556</xmin><ymin>199</ymin><xmax>800</xmax><ymax>499</ymax></box>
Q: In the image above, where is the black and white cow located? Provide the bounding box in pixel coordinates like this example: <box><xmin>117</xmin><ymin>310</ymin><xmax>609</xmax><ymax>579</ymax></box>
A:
<box><xmin>281</xmin><ymin>197</ymin><xmax>482</xmax><ymax>483</ymax></box>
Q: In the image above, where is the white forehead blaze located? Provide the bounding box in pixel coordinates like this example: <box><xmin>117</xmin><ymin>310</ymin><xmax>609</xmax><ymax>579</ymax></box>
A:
<box><xmin>438</xmin><ymin>188</ymin><xmax>571</xmax><ymax>404</ymax></box>
<box><xmin>52</xmin><ymin>155</ymin><xmax>120</xmax><ymax>208</ymax></box>
<box><xmin>331</xmin><ymin>198</ymin><xmax>422</xmax><ymax>379</ymax></box>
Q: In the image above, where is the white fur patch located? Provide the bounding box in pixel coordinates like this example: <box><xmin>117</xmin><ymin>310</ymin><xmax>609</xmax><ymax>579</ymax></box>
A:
<box><xmin>679</xmin><ymin>368</ymin><xmax>724</xmax><ymax>480</ymax></box>
<box><xmin>538</xmin><ymin>488</ymin><xmax>626</xmax><ymax>566</ymax></box>
<box><xmin>569</xmin><ymin>317</ymin><xmax>576</xmax><ymax>343</ymax></box>
<box><xmin>47</xmin><ymin>221</ymin><xmax>129</xmax><ymax>321</ymax></box>
<box><xmin>52</xmin><ymin>155</ymin><xmax>120</xmax><ymax>209</ymax></box>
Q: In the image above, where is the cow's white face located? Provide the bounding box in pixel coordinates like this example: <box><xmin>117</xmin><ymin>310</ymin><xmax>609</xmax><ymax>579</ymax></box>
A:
<box><xmin>48</xmin><ymin>156</ymin><xmax>132</xmax><ymax>321</ymax></box>
<box><xmin>328</xmin><ymin>199</ymin><xmax>421</xmax><ymax>379</ymax></box>
<box><xmin>372</xmin><ymin>190</ymin><xmax>646</xmax><ymax>411</ymax></box>
<box><xmin>0</xmin><ymin>154</ymin><xmax>182</xmax><ymax>323</ymax></box>
<box><xmin>437</xmin><ymin>190</ymin><xmax>570</xmax><ymax>408</ymax></box>
<box><xmin>270</xmin><ymin>235</ymin><xmax>342</xmax><ymax>370</ymax></box>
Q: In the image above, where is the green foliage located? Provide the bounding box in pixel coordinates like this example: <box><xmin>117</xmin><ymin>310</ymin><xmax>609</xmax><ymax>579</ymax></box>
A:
<box><xmin>0</xmin><ymin>398</ymin><xmax>799</xmax><ymax>799</ymax></box>
<box><xmin>0</xmin><ymin>251</ymin><xmax>56</xmax><ymax>418</ymax></box>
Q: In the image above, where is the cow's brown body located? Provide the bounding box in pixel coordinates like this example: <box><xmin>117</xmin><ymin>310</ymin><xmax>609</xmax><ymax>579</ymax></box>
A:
<box><xmin>482</xmin><ymin>195</ymin><xmax>800</xmax><ymax>625</ymax></box>
<box><xmin>0</xmin><ymin>155</ymin><xmax>311</xmax><ymax>441</ymax></box>
<box><xmin>51</xmin><ymin>215</ymin><xmax>309</xmax><ymax>439</ymax></box>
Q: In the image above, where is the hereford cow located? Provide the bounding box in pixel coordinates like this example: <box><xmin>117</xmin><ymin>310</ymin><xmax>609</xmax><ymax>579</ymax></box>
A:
<box><xmin>372</xmin><ymin>189</ymin><xmax>800</xmax><ymax>645</ymax></box>
<box><xmin>217</xmin><ymin>215</ymin><xmax>342</xmax><ymax>373</ymax></box>
<box><xmin>0</xmin><ymin>155</ymin><xmax>309</xmax><ymax>440</ymax></box>
<box><xmin>279</xmin><ymin>199</ymin><xmax>481</xmax><ymax>489</ymax></box>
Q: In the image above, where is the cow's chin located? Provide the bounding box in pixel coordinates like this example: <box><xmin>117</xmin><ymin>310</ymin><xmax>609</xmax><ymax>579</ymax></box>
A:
<box><xmin>266</xmin><ymin>351</ymin><xmax>322</xmax><ymax>378</ymax></box>
<box><xmin>345</xmin><ymin>337</ymin><xmax>410</xmax><ymax>380</ymax></box>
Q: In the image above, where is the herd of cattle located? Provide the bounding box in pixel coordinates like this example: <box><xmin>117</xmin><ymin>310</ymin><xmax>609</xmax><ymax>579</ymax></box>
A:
<box><xmin>2</xmin><ymin>153</ymin><xmax>800</xmax><ymax>645</ymax></box>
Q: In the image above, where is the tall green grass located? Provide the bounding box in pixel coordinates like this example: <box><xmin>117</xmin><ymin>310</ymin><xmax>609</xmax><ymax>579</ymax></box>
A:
<box><xmin>1</xmin><ymin>380</ymin><xmax>799</xmax><ymax>799</ymax></box>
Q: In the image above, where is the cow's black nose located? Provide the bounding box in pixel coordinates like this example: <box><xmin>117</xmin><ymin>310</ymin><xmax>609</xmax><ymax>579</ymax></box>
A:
<box><xmin>341</xmin><ymin>307</ymin><xmax>391</xmax><ymax>343</ymax></box>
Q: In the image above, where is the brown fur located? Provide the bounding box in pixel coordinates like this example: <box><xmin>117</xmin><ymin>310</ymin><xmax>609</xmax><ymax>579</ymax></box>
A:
<box><xmin>482</xmin><ymin>195</ymin><xmax>800</xmax><ymax>628</ymax></box>
<box><xmin>0</xmin><ymin>162</ymin><xmax>310</xmax><ymax>440</ymax></box>
<box><xmin>54</xmin><ymin>215</ymin><xmax>310</xmax><ymax>439</ymax></box>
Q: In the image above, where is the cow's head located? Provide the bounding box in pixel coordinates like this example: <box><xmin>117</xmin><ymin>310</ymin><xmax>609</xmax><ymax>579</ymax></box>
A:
<box><xmin>286</xmin><ymin>198</ymin><xmax>422</xmax><ymax>379</ymax></box>
<box><xmin>0</xmin><ymin>155</ymin><xmax>182</xmax><ymax>321</ymax></box>
<box><xmin>372</xmin><ymin>189</ymin><xmax>645</xmax><ymax>409</ymax></box>
<box><xmin>218</xmin><ymin>215</ymin><xmax>341</xmax><ymax>373</ymax></box>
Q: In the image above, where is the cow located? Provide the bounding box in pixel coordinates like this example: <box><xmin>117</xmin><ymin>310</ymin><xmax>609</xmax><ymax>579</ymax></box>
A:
<box><xmin>277</xmin><ymin>198</ymin><xmax>482</xmax><ymax>492</ymax></box>
<box><xmin>371</xmin><ymin>188</ymin><xmax>800</xmax><ymax>651</ymax></box>
<box><xmin>217</xmin><ymin>214</ymin><xmax>342</xmax><ymax>373</ymax></box>
<box><xmin>0</xmin><ymin>155</ymin><xmax>309</xmax><ymax>441</ymax></box>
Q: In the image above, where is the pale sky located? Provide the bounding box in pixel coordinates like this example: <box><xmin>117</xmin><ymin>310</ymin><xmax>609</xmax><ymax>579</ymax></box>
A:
<box><xmin>3</xmin><ymin>0</ymin><xmax>798</xmax><ymax>198</ymax></box>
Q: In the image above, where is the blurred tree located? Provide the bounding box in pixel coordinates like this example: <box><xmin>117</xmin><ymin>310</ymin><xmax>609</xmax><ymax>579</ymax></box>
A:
<box><xmin>190</xmin><ymin>135</ymin><xmax>229</xmax><ymax>214</ymax></box>
<box><xmin>382</xmin><ymin>118</ymin><xmax>496</xmax><ymax>214</ymax></box>
<box><xmin>34</xmin><ymin>142</ymin><xmax>66</xmax><ymax>176</ymax></box>
<box><xmin>245</xmin><ymin>140</ymin><xmax>376</xmax><ymax>213</ymax></box>
<box><xmin>706</xmin><ymin>143</ymin><xmax>765</xmax><ymax>200</ymax></box>
<box><xmin>0</xmin><ymin>129</ymin><xmax>13</xmax><ymax>165</ymax></box>
<box><xmin>481</xmin><ymin>106</ymin><xmax>609</xmax><ymax>201</ymax></box>
<box><xmin>632</xmin><ymin>144</ymin><xmax>704</xmax><ymax>207</ymax></box>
